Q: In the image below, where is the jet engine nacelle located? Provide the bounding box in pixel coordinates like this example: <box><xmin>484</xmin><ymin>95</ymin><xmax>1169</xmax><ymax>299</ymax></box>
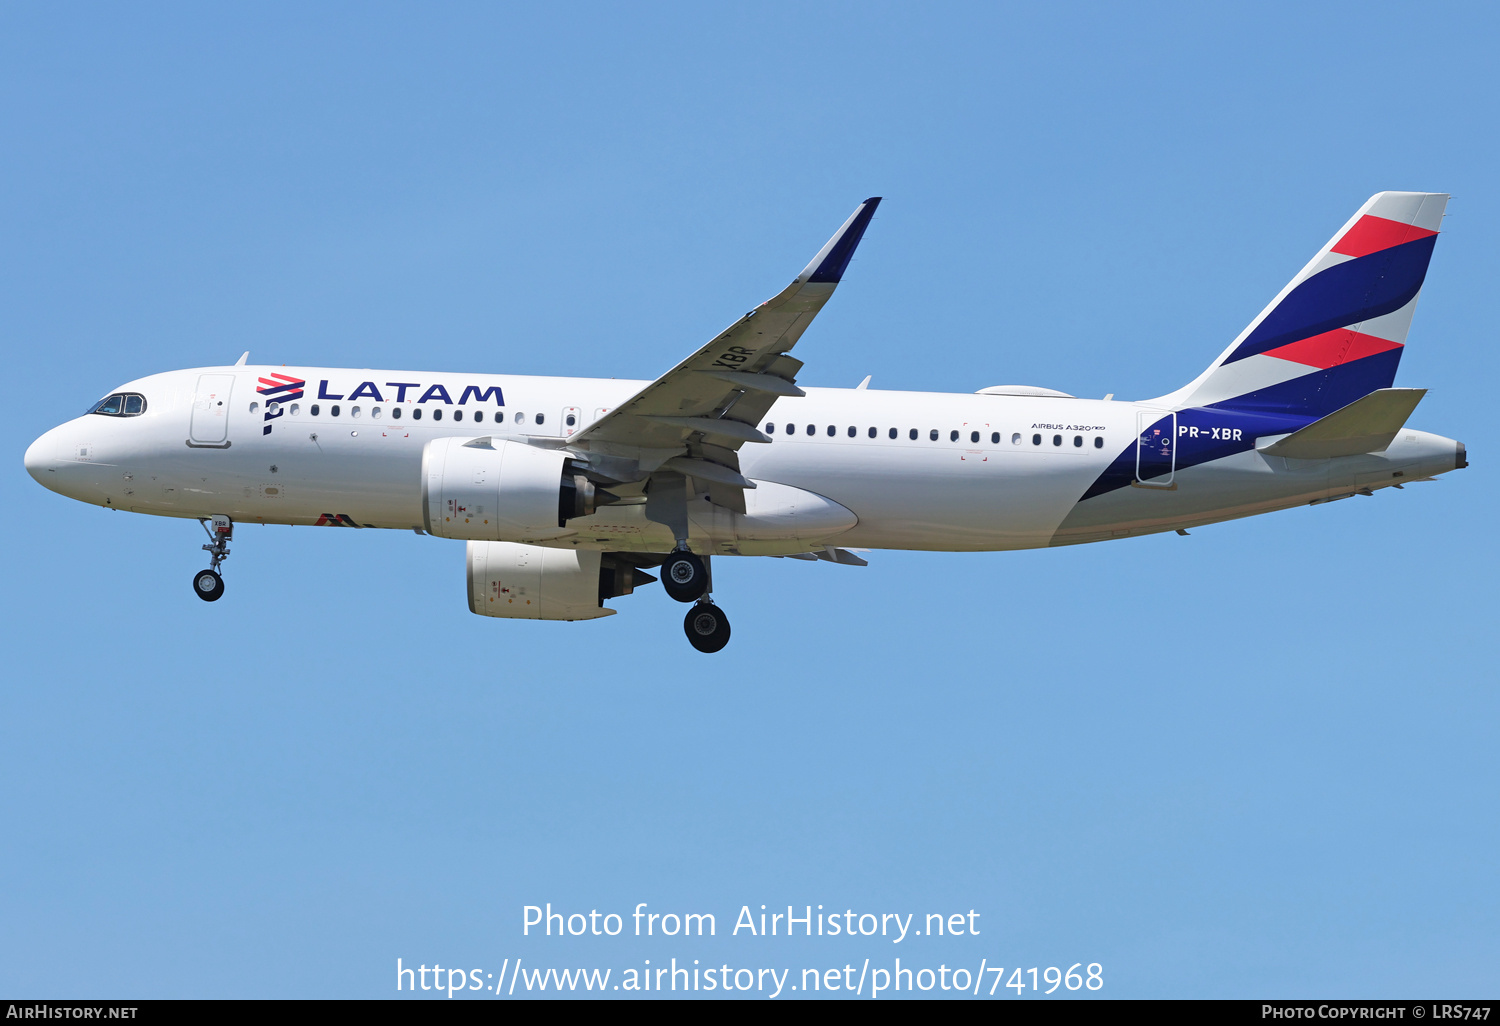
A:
<box><xmin>467</xmin><ymin>542</ymin><xmax>654</xmax><ymax>621</ymax></box>
<box><xmin>422</xmin><ymin>436</ymin><xmax>603</xmax><ymax>541</ymax></box>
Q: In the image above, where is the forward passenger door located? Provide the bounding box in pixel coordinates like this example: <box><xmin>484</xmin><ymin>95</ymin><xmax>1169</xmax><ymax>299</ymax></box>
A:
<box><xmin>189</xmin><ymin>373</ymin><xmax>235</xmax><ymax>447</ymax></box>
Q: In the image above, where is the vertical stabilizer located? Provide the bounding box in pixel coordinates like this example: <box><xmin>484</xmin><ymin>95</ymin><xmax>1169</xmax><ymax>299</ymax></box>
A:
<box><xmin>1154</xmin><ymin>192</ymin><xmax>1447</xmax><ymax>418</ymax></box>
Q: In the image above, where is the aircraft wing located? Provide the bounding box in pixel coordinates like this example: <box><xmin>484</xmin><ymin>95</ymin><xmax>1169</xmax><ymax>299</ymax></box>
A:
<box><xmin>568</xmin><ymin>198</ymin><xmax>881</xmax><ymax>508</ymax></box>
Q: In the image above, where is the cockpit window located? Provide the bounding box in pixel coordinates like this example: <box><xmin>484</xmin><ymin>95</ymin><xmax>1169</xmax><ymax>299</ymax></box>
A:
<box><xmin>89</xmin><ymin>393</ymin><xmax>147</xmax><ymax>417</ymax></box>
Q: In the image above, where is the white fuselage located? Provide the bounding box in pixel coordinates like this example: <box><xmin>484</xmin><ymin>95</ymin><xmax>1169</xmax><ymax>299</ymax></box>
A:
<box><xmin>25</xmin><ymin>365</ymin><xmax>1465</xmax><ymax>554</ymax></box>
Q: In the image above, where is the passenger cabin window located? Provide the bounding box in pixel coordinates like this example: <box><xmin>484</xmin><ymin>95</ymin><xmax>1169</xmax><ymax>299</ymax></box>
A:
<box><xmin>806</xmin><ymin>424</ymin><xmax>815</xmax><ymax>436</ymax></box>
<box><xmin>453</xmin><ymin>410</ymin><xmax>463</xmax><ymax>422</ymax></box>
<box><xmin>566</xmin><ymin>413</ymin><xmax>577</xmax><ymax>427</ymax></box>
<box><xmin>867</xmin><ymin>427</ymin><xmax>876</xmax><ymax>438</ymax></box>
<box><xmin>1012</xmin><ymin>432</ymin><xmax>1021</xmax><ymax>445</ymax></box>
<box><xmin>1094</xmin><ymin>436</ymin><xmax>1104</xmax><ymax>448</ymax></box>
<box><xmin>289</xmin><ymin>403</ymin><xmax>300</xmax><ymax>416</ymax></box>
<box><xmin>473</xmin><ymin>411</ymin><xmax>483</xmax><ymax>423</ymax></box>
<box><xmin>371</xmin><ymin>406</ymin><xmax>381</xmax><ymax>419</ymax></box>
<box><xmin>990</xmin><ymin>432</ymin><xmax>999</xmax><ymax>444</ymax></box>
<box><xmin>433</xmin><ymin>409</ymin><xmax>443</xmax><ymax>421</ymax></box>
<box><xmin>89</xmin><ymin>393</ymin><xmax>147</xmax><ymax>417</ymax></box>
<box><xmin>1074</xmin><ymin>435</ymin><xmax>1082</xmax><ymax>447</ymax></box>
<box><xmin>1053</xmin><ymin>434</ymin><xmax>1062</xmax><ymax>446</ymax></box>
<box><xmin>909</xmin><ymin>429</ymin><xmax>918</xmax><ymax>440</ymax></box>
<box><xmin>249</xmin><ymin>401</ymin><xmax>260</xmax><ymax>414</ymax></box>
<box><xmin>535</xmin><ymin>413</ymin><xmax>545</xmax><ymax>425</ymax></box>
<box><xmin>412</xmin><ymin>408</ymin><xmax>421</xmax><ymax>420</ymax></box>
<box><xmin>847</xmin><ymin>426</ymin><xmax>856</xmax><ymax>438</ymax></box>
<box><xmin>929</xmin><ymin>429</ymin><xmax>939</xmax><ymax>441</ymax></box>
<box><xmin>392</xmin><ymin>407</ymin><xmax>402</xmax><ymax>419</ymax></box>
<box><xmin>1032</xmin><ymin>433</ymin><xmax>1041</xmax><ymax>445</ymax></box>
<box><xmin>331</xmin><ymin>405</ymin><xmax>341</xmax><ymax>417</ymax></box>
<box><xmin>949</xmin><ymin>430</ymin><xmax>959</xmax><ymax>442</ymax></box>
<box><xmin>887</xmin><ymin>428</ymin><xmax>896</xmax><ymax>439</ymax></box>
<box><xmin>311</xmin><ymin>404</ymin><xmax>320</xmax><ymax>416</ymax></box>
<box><xmin>765</xmin><ymin>422</ymin><xmax>775</xmax><ymax>433</ymax></box>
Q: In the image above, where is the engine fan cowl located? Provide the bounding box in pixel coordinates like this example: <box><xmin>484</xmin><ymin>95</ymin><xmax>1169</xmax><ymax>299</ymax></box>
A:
<box><xmin>421</xmin><ymin>436</ymin><xmax>578</xmax><ymax>541</ymax></box>
<box><xmin>467</xmin><ymin>542</ymin><xmax>616</xmax><ymax>620</ymax></box>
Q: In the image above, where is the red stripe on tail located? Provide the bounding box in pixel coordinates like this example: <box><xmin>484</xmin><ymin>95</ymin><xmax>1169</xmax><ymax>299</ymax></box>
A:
<box><xmin>1262</xmin><ymin>328</ymin><xmax>1403</xmax><ymax>369</ymax></box>
<box><xmin>1331</xmin><ymin>214</ymin><xmax>1438</xmax><ymax>258</ymax></box>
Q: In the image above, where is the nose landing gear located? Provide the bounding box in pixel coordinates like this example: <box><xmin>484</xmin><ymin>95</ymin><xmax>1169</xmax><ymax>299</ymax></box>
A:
<box><xmin>193</xmin><ymin>515</ymin><xmax>232</xmax><ymax>602</ymax></box>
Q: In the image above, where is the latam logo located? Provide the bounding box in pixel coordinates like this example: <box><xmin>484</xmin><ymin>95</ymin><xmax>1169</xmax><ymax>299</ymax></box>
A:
<box><xmin>314</xmin><ymin>379</ymin><xmax>505</xmax><ymax>405</ymax></box>
<box><xmin>254</xmin><ymin>376</ymin><xmax>506</xmax><ymax>436</ymax></box>
<box><xmin>256</xmin><ymin>374</ymin><xmax>307</xmax><ymax>436</ymax></box>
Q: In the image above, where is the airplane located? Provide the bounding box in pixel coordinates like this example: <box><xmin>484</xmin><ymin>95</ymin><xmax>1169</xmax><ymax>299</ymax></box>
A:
<box><xmin>24</xmin><ymin>193</ymin><xmax>1465</xmax><ymax>652</ymax></box>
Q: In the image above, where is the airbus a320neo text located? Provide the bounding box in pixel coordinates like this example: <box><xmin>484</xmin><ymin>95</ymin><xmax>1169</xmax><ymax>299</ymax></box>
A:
<box><xmin>26</xmin><ymin>193</ymin><xmax>1465</xmax><ymax>651</ymax></box>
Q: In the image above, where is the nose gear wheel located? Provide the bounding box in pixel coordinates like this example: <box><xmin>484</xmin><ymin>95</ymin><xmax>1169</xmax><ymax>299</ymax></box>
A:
<box><xmin>193</xmin><ymin>515</ymin><xmax>233</xmax><ymax>603</ymax></box>
<box><xmin>193</xmin><ymin>568</ymin><xmax>224</xmax><ymax>601</ymax></box>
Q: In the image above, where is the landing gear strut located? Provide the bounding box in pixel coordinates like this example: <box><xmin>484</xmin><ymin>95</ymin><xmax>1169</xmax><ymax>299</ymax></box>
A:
<box><xmin>193</xmin><ymin>515</ymin><xmax>232</xmax><ymax>602</ymax></box>
<box><xmin>684</xmin><ymin>599</ymin><xmax>731</xmax><ymax>653</ymax></box>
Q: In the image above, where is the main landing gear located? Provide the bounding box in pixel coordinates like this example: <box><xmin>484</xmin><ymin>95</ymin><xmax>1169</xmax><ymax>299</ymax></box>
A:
<box><xmin>193</xmin><ymin>515</ymin><xmax>232</xmax><ymax>602</ymax></box>
<box><xmin>661</xmin><ymin>550</ymin><xmax>709</xmax><ymax>602</ymax></box>
<box><xmin>659</xmin><ymin>549</ymin><xmax>731</xmax><ymax>652</ymax></box>
<box><xmin>684</xmin><ymin>599</ymin><xmax>731</xmax><ymax>654</ymax></box>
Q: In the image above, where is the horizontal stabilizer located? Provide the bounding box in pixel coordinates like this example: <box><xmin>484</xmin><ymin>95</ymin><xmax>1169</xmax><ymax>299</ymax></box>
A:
<box><xmin>1257</xmin><ymin>388</ymin><xmax>1426</xmax><ymax>459</ymax></box>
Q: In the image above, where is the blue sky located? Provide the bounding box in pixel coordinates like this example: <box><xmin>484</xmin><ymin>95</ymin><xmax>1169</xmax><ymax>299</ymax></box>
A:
<box><xmin>3</xmin><ymin>1</ymin><xmax>1497</xmax><ymax>999</ymax></box>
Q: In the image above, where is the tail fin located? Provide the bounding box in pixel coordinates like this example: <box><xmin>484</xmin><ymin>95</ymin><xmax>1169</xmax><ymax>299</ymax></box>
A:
<box><xmin>1157</xmin><ymin>192</ymin><xmax>1448</xmax><ymax>418</ymax></box>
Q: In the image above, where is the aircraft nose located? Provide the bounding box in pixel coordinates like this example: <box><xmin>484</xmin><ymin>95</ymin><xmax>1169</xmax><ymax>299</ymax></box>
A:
<box><xmin>24</xmin><ymin>427</ymin><xmax>59</xmax><ymax>485</ymax></box>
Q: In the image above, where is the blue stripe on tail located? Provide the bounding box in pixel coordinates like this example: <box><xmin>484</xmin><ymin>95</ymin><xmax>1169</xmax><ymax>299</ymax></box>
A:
<box><xmin>1212</xmin><ymin>348</ymin><xmax>1404</xmax><ymax>417</ymax></box>
<box><xmin>1224</xmin><ymin>236</ymin><xmax>1435</xmax><ymax>364</ymax></box>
